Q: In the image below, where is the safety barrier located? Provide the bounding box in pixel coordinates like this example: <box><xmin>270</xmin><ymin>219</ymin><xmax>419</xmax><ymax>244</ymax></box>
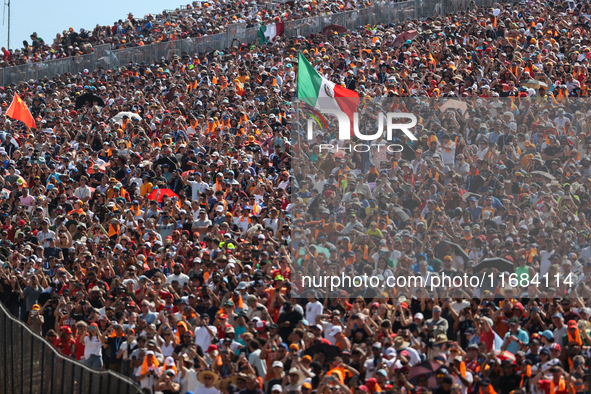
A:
<box><xmin>0</xmin><ymin>302</ymin><xmax>141</xmax><ymax>394</ymax></box>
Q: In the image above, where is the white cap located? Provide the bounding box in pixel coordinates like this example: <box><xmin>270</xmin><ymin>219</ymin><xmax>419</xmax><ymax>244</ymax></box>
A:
<box><xmin>216</xmin><ymin>205</ymin><xmax>224</xmax><ymax>212</ymax></box>
<box><xmin>272</xmin><ymin>385</ymin><xmax>283</xmax><ymax>392</ymax></box>
<box><xmin>415</xmin><ymin>313</ymin><xmax>424</xmax><ymax>320</ymax></box>
<box><xmin>329</xmin><ymin>326</ymin><xmax>342</xmax><ymax>336</ymax></box>
<box><xmin>272</xmin><ymin>361</ymin><xmax>284</xmax><ymax>368</ymax></box>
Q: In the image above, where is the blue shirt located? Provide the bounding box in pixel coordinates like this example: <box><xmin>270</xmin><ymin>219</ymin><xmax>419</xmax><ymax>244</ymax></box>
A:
<box><xmin>140</xmin><ymin>311</ymin><xmax>158</xmax><ymax>324</ymax></box>
<box><xmin>503</xmin><ymin>328</ymin><xmax>529</xmax><ymax>354</ymax></box>
<box><xmin>466</xmin><ymin>205</ymin><xmax>482</xmax><ymax>222</ymax></box>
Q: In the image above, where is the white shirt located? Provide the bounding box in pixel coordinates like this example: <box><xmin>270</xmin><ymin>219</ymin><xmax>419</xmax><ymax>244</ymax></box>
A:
<box><xmin>83</xmin><ymin>336</ymin><xmax>102</xmax><ymax>358</ymax></box>
<box><xmin>74</xmin><ymin>185</ymin><xmax>92</xmax><ymax>200</ymax></box>
<box><xmin>248</xmin><ymin>348</ymin><xmax>267</xmax><ymax>377</ymax></box>
<box><xmin>37</xmin><ymin>229</ymin><xmax>55</xmax><ymax>248</ymax></box>
<box><xmin>540</xmin><ymin>250</ymin><xmax>555</xmax><ymax>276</ymax></box>
<box><xmin>189</xmin><ymin>180</ymin><xmax>209</xmax><ymax>201</ymax></box>
<box><xmin>180</xmin><ymin>369</ymin><xmax>203</xmax><ymax>394</ymax></box>
<box><xmin>453</xmin><ymin>370</ymin><xmax>473</xmax><ymax>394</ymax></box>
<box><xmin>305</xmin><ymin>301</ymin><xmax>323</xmax><ymax>325</ymax></box>
<box><xmin>364</xmin><ymin>356</ymin><xmax>386</xmax><ymax>379</ymax></box>
<box><xmin>451</xmin><ymin>300</ymin><xmax>471</xmax><ymax>314</ymax></box>
<box><xmin>119</xmin><ymin>339</ymin><xmax>137</xmax><ymax>360</ymax></box>
<box><xmin>160</xmin><ymin>339</ymin><xmax>175</xmax><ymax>358</ymax></box>
<box><xmin>278</xmin><ymin>177</ymin><xmax>290</xmax><ymax>190</ymax></box>
<box><xmin>136</xmin><ymin>366</ymin><xmax>160</xmax><ymax>391</ymax></box>
<box><xmin>579</xmin><ymin>246</ymin><xmax>591</xmax><ymax>263</ymax></box>
<box><xmin>233</xmin><ymin>216</ymin><xmax>250</xmax><ymax>235</ymax></box>
<box><xmin>263</xmin><ymin>217</ymin><xmax>279</xmax><ymax>235</ymax></box>
<box><xmin>404</xmin><ymin>346</ymin><xmax>421</xmax><ymax>366</ymax></box>
<box><xmin>439</xmin><ymin>142</ymin><xmax>457</xmax><ymax>166</ymax></box>
<box><xmin>194</xmin><ymin>325</ymin><xmax>217</xmax><ymax>352</ymax></box>
<box><xmin>196</xmin><ymin>385</ymin><xmax>220</xmax><ymax>394</ymax></box>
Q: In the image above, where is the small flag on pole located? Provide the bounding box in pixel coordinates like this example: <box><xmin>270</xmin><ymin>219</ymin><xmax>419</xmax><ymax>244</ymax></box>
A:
<box><xmin>5</xmin><ymin>93</ymin><xmax>35</xmax><ymax>129</ymax></box>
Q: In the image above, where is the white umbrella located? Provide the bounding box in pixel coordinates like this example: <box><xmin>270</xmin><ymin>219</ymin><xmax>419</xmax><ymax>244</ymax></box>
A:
<box><xmin>439</xmin><ymin>99</ymin><xmax>468</xmax><ymax>117</ymax></box>
<box><xmin>111</xmin><ymin>112</ymin><xmax>142</xmax><ymax>124</ymax></box>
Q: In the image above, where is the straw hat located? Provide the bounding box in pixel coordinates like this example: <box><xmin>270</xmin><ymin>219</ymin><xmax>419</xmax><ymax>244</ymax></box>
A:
<box><xmin>220</xmin><ymin>373</ymin><xmax>248</xmax><ymax>390</ymax></box>
<box><xmin>287</xmin><ymin>368</ymin><xmax>305</xmax><ymax>385</ymax></box>
<box><xmin>197</xmin><ymin>370</ymin><xmax>220</xmax><ymax>385</ymax></box>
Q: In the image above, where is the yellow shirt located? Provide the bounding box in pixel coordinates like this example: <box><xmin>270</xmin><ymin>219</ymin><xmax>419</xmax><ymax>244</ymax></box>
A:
<box><xmin>140</xmin><ymin>182</ymin><xmax>153</xmax><ymax>197</ymax></box>
<box><xmin>367</xmin><ymin>228</ymin><xmax>383</xmax><ymax>237</ymax></box>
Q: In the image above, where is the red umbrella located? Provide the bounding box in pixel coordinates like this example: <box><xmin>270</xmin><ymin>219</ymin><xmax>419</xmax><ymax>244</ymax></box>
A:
<box><xmin>146</xmin><ymin>188</ymin><xmax>179</xmax><ymax>203</ymax></box>
<box><xmin>495</xmin><ymin>350</ymin><xmax>516</xmax><ymax>362</ymax></box>
<box><xmin>323</xmin><ymin>24</ymin><xmax>347</xmax><ymax>36</ymax></box>
<box><xmin>393</xmin><ymin>30</ymin><xmax>418</xmax><ymax>47</ymax></box>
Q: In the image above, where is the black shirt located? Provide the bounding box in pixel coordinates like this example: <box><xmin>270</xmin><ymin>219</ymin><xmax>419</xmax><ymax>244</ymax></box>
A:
<box><xmin>543</xmin><ymin>145</ymin><xmax>562</xmax><ymax>167</ymax></box>
<box><xmin>525</xmin><ymin>352</ymin><xmax>540</xmax><ymax>365</ymax></box>
<box><xmin>238</xmin><ymin>389</ymin><xmax>264</xmax><ymax>394</ymax></box>
<box><xmin>144</xmin><ymin>268</ymin><xmax>162</xmax><ymax>279</ymax></box>
<box><xmin>498</xmin><ymin>372</ymin><xmax>522</xmax><ymax>394</ymax></box>
<box><xmin>277</xmin><ymin>310</ymin><xmax>303</xmax><ymax>342</ymax></box>
<box><xmin>434</xmin><ymin>385</ymin><xmax>451</xmax><ymax>394</ymax></box>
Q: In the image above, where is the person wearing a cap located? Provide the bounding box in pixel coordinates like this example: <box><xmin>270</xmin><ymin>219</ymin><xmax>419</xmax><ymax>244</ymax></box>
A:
<box><xmin>6</xmin><ymin>4</ymin><xmax>591</xmax><ymax>394</ymax></box>
<box><xmin>531</xmin><ymin>363</ymin><xmax>572</xmax><ymax>394</ymax></box>
<box><xmin>136</xmin><ymin>350</ymin><xmax>161</xmax><ymax>392</ymax></box>
<box><xmin>501</xmin><ymin>317</ymin><xmax>529</xmax><ymax>355</ymax></box>
<box><xmin>552</xmin><ymin>313</ymin><xmax>567</xmax><ymax>345</ymax></box>
<box><xmin>363</xmin><ymin>342</ymin><xmax>386</xmax><ymax>379</ymax></box>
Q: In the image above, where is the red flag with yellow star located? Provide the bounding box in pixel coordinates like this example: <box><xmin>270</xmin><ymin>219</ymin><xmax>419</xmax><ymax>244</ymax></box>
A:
<box><xmin>6</xmin><ymin>93</ymin><xmax>35</xmax><ymax>129</ymax></box>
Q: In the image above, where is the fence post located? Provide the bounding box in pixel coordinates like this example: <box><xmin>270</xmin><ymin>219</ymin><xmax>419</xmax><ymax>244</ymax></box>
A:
<box><xmin>9</xmin><ymin>311</ymin><xmax>13</xmax><ymax>394</ymax></box>
<box><xmin>20</xmin><ymin>325</ymin><xmax>23</xmax><ymax>394</ymax></box>
<box><xmin>29</xmin><ymin>333</ymin><xmax>34</xmax><ymax>394</ymax></box>
<box><xmin>2</xmin><ymin>309</ymin><xmax>6</xmax><ymax>394</ymax></box>
<box><xmin>50</xmin><ymin>352</ymin><xmax>55</xmax><ymax>394</ymax></box>
<box><xmin>39</xmin><ymin>343</ymin><xmax>45</xmax><ymax>394</ymax></box>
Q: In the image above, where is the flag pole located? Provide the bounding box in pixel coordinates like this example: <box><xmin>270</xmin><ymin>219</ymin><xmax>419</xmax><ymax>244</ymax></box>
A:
<box><xmin>6</xmin><ymin>0</ymin><xmax>9</xmax><ymax>50</ymax></box>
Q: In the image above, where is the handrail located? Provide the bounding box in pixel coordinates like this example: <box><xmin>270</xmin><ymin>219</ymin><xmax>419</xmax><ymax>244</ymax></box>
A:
<box><xmin>0</xmin><ymin>301</ymin><xmax>142</xmax><ymax>394</ymax></box>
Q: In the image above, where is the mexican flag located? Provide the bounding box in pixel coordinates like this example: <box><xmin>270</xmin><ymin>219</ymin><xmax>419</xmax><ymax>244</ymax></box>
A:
<box><xmin>257</xmin><ymin>22</ymin><xmax>284</xmax><ymax>44</ymax></box>
<box><xmin>296</xmin><ymin>51</ymin><xmax>359</xmax><ymax>130</ymax></box>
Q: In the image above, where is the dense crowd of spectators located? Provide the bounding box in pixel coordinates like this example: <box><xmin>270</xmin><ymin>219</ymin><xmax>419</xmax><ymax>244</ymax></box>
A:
<box><xmin>0</xmin><ymin>0</ymin><xmax>373</xmax><ymax>68</ymax></box>
<box><xmin>0</xmin><ymin>0</ymin><xmax>591</xmax><ymax>394</ymax></box>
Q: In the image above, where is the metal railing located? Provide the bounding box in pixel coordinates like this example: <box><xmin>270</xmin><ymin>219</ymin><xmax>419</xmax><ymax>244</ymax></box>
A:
<box><xmin>0</xmin><ymin>0</ymin><xmax>492</xmax><ymax>87</ymax></box>
<box><xmin>0</xmin><ymin>303</ymin><xmax>142</xmax><ymax>394</ymax></box>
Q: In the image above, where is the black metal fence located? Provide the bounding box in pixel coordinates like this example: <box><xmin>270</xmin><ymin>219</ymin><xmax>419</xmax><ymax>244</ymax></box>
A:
<box><xmin>0</xmin><ymin>303</ymin><xmax>142</xmax><ymax>394</ymax></box>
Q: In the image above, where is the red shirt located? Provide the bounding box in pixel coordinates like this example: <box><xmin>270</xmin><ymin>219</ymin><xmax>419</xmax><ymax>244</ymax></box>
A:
<box><xmin>74</xmin><ymin>334</ymin><xmax>86</xmax><ymax>360</ymax></box>
<box><xmin>57</xmin><ymin>337</ymin><xmax>76</xmax><ymax>357</ymax></box>
<box><xmin>271</xmin><ymin>267</ymin><xmax>291</xmax><ymax>281</ymax></box>
<box><xmin>216</xmin><ymin>323</ymin><xmax>233</xmax><ymax>339</ymax></box>
<box><xmin>538</xmin><ymin>379</ymin><xmax>568</xmax><ymax>394</ymax></box>
<box><xmin>480</xmin><ymin>329</ymin><xmax>495</xmax><ymax>352</ymax></box>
